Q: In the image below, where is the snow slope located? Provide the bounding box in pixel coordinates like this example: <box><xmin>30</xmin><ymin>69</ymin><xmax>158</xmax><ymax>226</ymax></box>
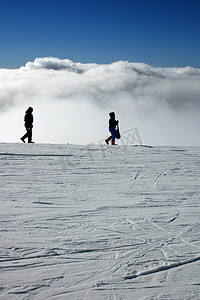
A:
<box><xmin>0</xmin><ymin>143</ymin><xmax>200</xmax><ymax>299</ymax></box>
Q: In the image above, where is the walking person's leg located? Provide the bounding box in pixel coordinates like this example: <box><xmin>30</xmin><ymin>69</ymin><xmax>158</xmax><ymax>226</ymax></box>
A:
<box><xmin>21</xmin><ymin>130</ymin><xmax>28</xmax><ymax>143</ymax></box>
<box><xmin>27</xmin><ymin>128</ymin><xmax>33</xmax><ymax>143</ymax></box>
<box><xmin>109</xmin><ymin>128</ymin><xmax>116</xmax><ymax>145</ymax></box>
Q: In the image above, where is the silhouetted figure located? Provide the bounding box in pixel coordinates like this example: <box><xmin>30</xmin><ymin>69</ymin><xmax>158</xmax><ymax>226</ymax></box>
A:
<box><xmin>21</xmin><ymin>107</ymin><xmax>34</xmax><ymax>143</ymax></box>
<box><xmin>105</xmin><ymin>112</ymin><xmax>119</xmax><ymax>145</ymax></box>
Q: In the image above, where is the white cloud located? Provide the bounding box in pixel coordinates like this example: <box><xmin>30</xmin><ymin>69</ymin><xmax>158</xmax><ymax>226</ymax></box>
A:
<box><xmin>0</xmin><ymin>57</ymin><xmax>200</xmax><ymax>145</ymax></box>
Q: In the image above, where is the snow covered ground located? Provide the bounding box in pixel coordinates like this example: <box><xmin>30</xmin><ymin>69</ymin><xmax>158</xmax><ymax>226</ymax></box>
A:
<box><xmin>0</xmin><ymin>142</ymin><xmax>200</xmax><ymax>299</ymax></box>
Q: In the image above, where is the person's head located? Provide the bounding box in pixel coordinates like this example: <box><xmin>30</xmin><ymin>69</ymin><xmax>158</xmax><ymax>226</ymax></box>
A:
<box><xmin>26</xmin><ymin>107</ymin><xmax>33</xmax><ymax>114</ymax></box>
<box><xmin>109</xmin><ymin>112</ymin><xmax>115</xmax><ymax>118</ymax></box>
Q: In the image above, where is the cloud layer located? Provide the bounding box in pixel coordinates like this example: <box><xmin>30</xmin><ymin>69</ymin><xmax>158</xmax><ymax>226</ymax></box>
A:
<box><xmin>0</xmin><ymin>57</ymin><xmax>200</xmax><ymax>145</ymax></box>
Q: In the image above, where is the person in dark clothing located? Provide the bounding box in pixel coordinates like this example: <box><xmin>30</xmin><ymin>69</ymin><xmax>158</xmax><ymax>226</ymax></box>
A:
<box><xmin>21</xmin><ymin>107</ymin><xmax>34</xmax><ymax>143</ymax></box>
<box><xmin>105</xmin><ymin>112</ymin><xmax>119</xmax><ymax>145</ymax></box>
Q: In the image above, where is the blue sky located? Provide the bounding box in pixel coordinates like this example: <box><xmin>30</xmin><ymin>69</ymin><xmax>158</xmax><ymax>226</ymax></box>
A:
<box><xmin>0</xmin><ymin>0</ymin><xmax>200</xmax><ymax>68</ymax></box>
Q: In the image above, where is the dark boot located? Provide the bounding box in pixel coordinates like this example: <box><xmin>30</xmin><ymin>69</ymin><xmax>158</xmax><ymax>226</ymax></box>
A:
<box><xmin>111</xmin><ymin>139</ymin><xmax>116</xmax><ymax>145</ymax></box>
<box><xmin>21</xmin><ymin>137</ymin><xmax>25</xmax><ymax>143</ymax></box>
<box><xmin>105</xmin><ymin>136</ymin><xmax>112</xmax><ymax>145</ymax></box>
<box><xmin>21</xmin><ymin>133</ymin><xmax>28</xmax><ymax>143</ymax></box>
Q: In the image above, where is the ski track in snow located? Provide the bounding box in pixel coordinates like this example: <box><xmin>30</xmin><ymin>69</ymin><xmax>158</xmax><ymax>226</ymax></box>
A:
<box><xmin>0</xmin><ymin>143</ymin><xmax>200</xmax><ymax>300</ymax></box>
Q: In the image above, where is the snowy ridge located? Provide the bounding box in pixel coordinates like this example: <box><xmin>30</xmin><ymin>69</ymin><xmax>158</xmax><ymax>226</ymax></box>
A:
<box><xmin>0</xmin><ymin>152</ymin><xmax>73</xmax><ymax>157</ymax></box>
<box><xmin>0</xmin><ymin>143</ymin><xmax>200</xmax><ymax>299</ymax></box>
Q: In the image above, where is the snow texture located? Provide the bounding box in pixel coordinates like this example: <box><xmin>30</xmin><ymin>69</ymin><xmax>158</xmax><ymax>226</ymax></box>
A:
<box><xmin>0</xmin><ymin>142</ymin><xmax>200</xmax><ymax>299</ymax></box>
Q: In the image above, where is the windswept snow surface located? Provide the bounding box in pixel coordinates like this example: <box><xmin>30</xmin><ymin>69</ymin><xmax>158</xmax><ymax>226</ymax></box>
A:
<box><xmin>0</xmin><ymin>143</ymin><xmax>200</xmax><ymax>300</ymax></box>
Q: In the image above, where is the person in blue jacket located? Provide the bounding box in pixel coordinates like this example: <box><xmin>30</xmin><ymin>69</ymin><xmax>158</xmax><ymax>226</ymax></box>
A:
<box><xmin>105</xmin><ymin>112</ymin><xmax>119</xmax><ymax>145</ymax></box>
<box><xmin>21</xmin><ymin>107</ymin><xmax>34</xmax><ymax>143</ymax></box>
